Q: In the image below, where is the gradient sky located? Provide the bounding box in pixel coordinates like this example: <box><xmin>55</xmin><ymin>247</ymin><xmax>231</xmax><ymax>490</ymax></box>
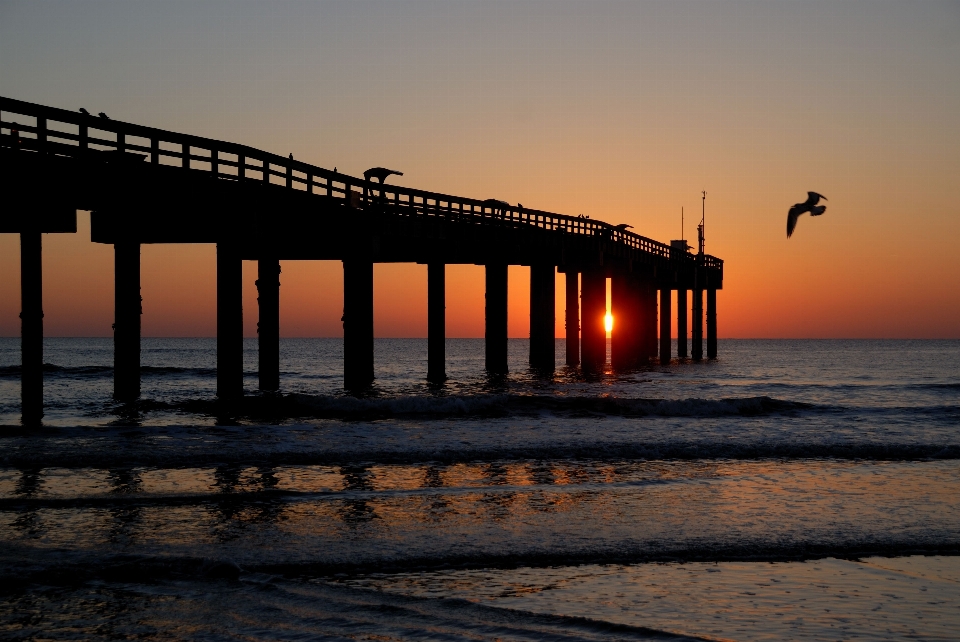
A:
<box><xmin>1</xmin><ymin>0</ymin><xmax>958</xmax><ymax>338</ymax></box>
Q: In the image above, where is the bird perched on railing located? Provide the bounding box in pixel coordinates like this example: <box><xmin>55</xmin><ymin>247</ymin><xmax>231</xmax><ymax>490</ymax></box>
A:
<box><xmin>787</xmin><ymin>191</ymin><xmax>827</xmax><ymax>237</ymax></box>
<box><xmin>363</xmin><ymin>167</ymin><xmax>403</xmax><ymax>184</ymax></box>
<box><xmin>79</xmin><ymin>108</ymin><xmax>90</xmax><ymax>116</ymax></box>
<box><xmin>481</xmin><ymin>199</ymin><xmax>511</xmax><ymax>217</ymax></box>
<box><xmin>614</xmin><ymin>224</ymin><xmax>633</xmax><ymax>230</ymax></box>
<box><xmin>98</xmin><ymin>112</ymin><xmax>110</xmax><ymax>119</ymax></box>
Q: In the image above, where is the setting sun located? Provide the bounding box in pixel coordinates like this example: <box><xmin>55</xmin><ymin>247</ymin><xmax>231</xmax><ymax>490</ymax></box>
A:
<box><xmin>605</xmin><ymin>313</ymin><xmax>614</xmax><ymax>334</ymax></box>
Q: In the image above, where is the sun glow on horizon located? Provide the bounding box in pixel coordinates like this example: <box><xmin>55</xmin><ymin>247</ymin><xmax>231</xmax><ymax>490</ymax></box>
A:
<box><xmin>605</xmin><ymin>313</ymin><xmax>614</xmax><ymax>334</ymax></box>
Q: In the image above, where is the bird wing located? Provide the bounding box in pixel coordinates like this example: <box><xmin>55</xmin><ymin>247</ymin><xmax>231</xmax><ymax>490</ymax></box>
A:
<box><xmin>810</xmin><ymin>205</ymin><xmax>827</xmax><ymax>217</ymax></box>
<box><xmin>807</xmin><ymin>191</ymin><xmax>826</xmax><ymax>205</ymax></box>
<box><xmin>787</xmin><ymin>205</ymin><xmax>801</xmax><ymax>237</ymax></box>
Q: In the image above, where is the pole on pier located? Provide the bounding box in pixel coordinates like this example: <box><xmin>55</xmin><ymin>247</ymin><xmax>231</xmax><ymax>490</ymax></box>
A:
<box><xmin>564</xmin><ymin>271</ymin><xmax>579</xmax><ymax>367</ymax></box>
<box><xmin>485</xmin><ymin>263</ymin><xmax>508</xmax><ymax>374</ymax></box>
<box><xmin>343</xmin><ymin>259</ymin><xmax>375</xmax><ymax>389</ymax></box>
<box><xmin>692</xmin><ymin>287</ymin><xmax>703</xmax><ymax>362</ymax></box>
<box><xmin>677</xmin><ymin>289</ymin><xmax>688</xmax><ymax>359</ymax></box>
<box><xmin>580</xmin><ymin>269</ymin><xmax>606</xmax><ymax>372</ymax></box>
<box><xmin>659</xmin><ymin>288</ymin><xmax>671</xmax><ymax>366</ymax></box>
<box><xmin>257</xmin><ymin>258</ymin><xmax>280</xmax><ymax>391</ymax></box>
<box><xmin>113</xmin><ymin>240</ymin><xmax>141</xmax><ymax>401</ymax></box>
<box><xmin>611</xmin><ymin>272</ymin><xmax>639</xmax><ymax>369</ymax></box>
<box><xmin>217</xmin><ymin>241</ymin><xmax>244</xmax><ymax>402</ymax></box>
<box><xmin>529</xmin><ymin>264</ymin><xmax>555</xmax><ymax>372</ymax></box>
<box><xmin>20</xmin><ymin>230</ymin><xmax>43</xmax><ymax>424</ymax></box>
<box><xmin>707</xmin><ymin>288</ymin><xmax>717</xmax><ymax>359</ymax></box>
<box><xmin>427</xmin><ymin>262</ymin><xmax>446</xmax><ymax>382</ymax></box>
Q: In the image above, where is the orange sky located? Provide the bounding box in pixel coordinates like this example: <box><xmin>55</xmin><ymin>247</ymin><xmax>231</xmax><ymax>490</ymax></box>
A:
<box><xmin>1</xmin><ymin>1</ymin><xmax>958</xmax><ymax>338</ymax></box>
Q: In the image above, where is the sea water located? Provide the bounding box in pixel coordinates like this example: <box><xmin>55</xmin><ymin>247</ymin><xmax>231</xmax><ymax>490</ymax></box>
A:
<box><xmin>0</xmin><ymin>338</ymin><xmax>958</xmax><ymax>640</ymax></box>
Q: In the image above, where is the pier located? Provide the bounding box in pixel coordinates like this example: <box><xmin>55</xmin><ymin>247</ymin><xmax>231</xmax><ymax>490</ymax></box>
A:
<box><xmin>0</xmin><ymin>96</ymin><xmax>723</xmax><ymax>423</ymax></box>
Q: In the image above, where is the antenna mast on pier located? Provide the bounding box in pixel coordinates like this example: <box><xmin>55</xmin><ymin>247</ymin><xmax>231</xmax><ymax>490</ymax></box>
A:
<box><xmin>698</xmin><ymin>191</ymin><xmax>706</xmax><ymax>255</ymax></box>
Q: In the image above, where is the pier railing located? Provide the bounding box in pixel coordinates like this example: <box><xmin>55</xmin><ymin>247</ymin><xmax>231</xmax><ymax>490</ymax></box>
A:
<box><xmin>0</xmin><ymin>96</ymin><xmax>723</xmax><ymax>271</ymax></box>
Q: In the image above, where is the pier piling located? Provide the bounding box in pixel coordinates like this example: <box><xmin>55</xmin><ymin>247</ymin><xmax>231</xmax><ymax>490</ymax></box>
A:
<box><xmin>707</xmin><ymin>288</ymin><xmax>717</xmax><ymax>360</ymax></box>
<box><xmin>580</xmin><ymin>269</ymin><xmax>606</xmax><ymax>371</ymax></box>
<box><xmin>217</xmin><ymin>241</ymin><xmax>244</xmax><ymax>402</ymax></box>
<box><xmin>611</xmin><ymin>272</ymin><xmax>639</xmax><ymax>369</ymax></box>
<box><xmin>485</xmin><ymin>263</ymin><xmax>508</xmax><ymax>374</ymax></box>
<box><xmin>659</xmin><ymin>288</ymin><xmax>671</xmax><ymax>365</ymax></box>
<box><xmin>113</xmin><ymin>240</ymin><xmax>141</xmax><ymax>401</ymax></box>
<box><xmin>529</xmin><ymin>264</ymin><xmax>555</xmax><ymax>371</ymax></box>
<box><xmin>257</xmin><ymin>258</ymin><xmax>280</xmax><ymax>391</ymax></box>
<box><xmin>20</xmin><ymin>230</ymin><xmax>43</xmax><ymax>424</ymax></box>
<box><xmin>343</xmin><ymin>259</ymin><xmax>374</xmax><ymax>389</ymax></box>
<box><xmin>564</xmin><ymin>271</ymin><xmax>579</xmax><ymax>367</ymax></box>
<box><xmin>692</xmin><ymin>288</ymin><xmax>703</xmax><ymax>362</ymax></box>
<box><xmin>677</xmin><ymin>289</ymin><xmax>688</xmax><ymax>359</ymax></box>
<box><xmin>427</xmin><ymin>263</ymin><xmax>446</xmax><ymax>382</ymax></box>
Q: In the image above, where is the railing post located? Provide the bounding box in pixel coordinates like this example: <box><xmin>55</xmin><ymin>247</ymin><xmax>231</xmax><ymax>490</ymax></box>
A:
<box><xmin>211</xmin><ymin>149</ymin><xmax>219</xmax><ymax>177</ymax></box>
<box><xmin>151</xmin><ymin>138</ymin><xmax>159</xmax><ymax>165</ymax></box>
<box><xmin>239</xmin><ymin>155</ymin><xmax>246</xmax><ymax>181</ymax></box>
<box><xmin>183</xmin><ymin>143</ymin><xmax>189</xmax><ymax>170</ymax></box>
<box><xmin>286</xmin><ymin>158</ymin><xmax>293</xmax><ymax>189</ymax></box>
<box><xmin>118</xmin><ymin>132</ymin><xmax>126</xmax><ymax>154</ymax></box>
<box><xmin>80</xmin><ymin>123</ymin><xmax>88</xmax><ymax>151</ymax></box>
<box><xmin>263</xmin><ymin>158</ymin><xmax>269</xmax><ymax>184</ymax></box>
<box><xmin>36</xmin><ymin>117</ymin><xmax>46</xmax><ymax>152</ymax></box>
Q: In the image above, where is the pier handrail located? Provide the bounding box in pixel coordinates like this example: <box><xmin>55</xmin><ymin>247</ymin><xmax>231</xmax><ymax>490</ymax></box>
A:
<box><xmin>0</xmin><ymin>96</ymin><xmax>723</xmax><ymax>271</ymax></box>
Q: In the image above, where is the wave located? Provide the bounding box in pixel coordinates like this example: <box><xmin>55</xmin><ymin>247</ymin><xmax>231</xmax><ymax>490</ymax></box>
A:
<box><xmin>0</xmin><ymin>364</ymin><xmax>218</xmax><ymax>378</ymax></box>
<box><xmin>0</xmin><ymin>556</ymin><xmax>707</xmax><ymax>641</ymax></box>
<box><xmin>2</xmin><ymin>433</ymin><xmax>958</xmax><ymax>469</ymax></box>
<box><xmin>233</xmin><ymin>392</ymin><xmax>821</xmax><ymax>420</ymax></box>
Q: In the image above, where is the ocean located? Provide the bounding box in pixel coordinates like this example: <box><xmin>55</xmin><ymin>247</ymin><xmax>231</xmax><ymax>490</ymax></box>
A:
<box><xmin>1</xmin><ymin>338</ymin><xmax>958</xmax><ymax>640</ymax></box>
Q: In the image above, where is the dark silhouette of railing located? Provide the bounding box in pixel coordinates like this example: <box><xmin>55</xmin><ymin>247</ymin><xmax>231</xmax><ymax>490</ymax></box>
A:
<box><xmin>0</xmin><ymin>96</ymin><xmax>723</xmax><ymax>271</ymax></box>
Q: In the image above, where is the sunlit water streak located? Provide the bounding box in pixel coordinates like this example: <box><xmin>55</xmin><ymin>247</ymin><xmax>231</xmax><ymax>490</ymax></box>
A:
<box><xmin>0</xmin><ymin>339</ymin><xmax>958</xmax><ymax>640</ymax></box>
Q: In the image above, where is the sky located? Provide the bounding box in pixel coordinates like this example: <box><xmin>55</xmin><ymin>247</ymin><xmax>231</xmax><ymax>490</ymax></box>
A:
<box><xmin>1</xmin><ymin>0</ymin><xmax>958</xmax><ymax>338</ymax></box>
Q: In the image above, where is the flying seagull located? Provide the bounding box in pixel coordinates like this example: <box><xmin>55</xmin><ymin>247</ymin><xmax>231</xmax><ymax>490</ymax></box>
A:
<box><xmin>79</xmin><ymin>108</ymin><xmax>90</xmax><ymax>116</ymax></box>
<box><xmin>363</xmin><ymin>167</ymin><xmax>403</xmax><ymax>184</ymax></box>
<box><xmin>787</xmin><ymin>191</ymin><xmax>827</xmax><ymax>238</ymax></box>
<box><xmin>98</xmin><ymin>112</ymin><xmax>110</xmax><ymax>119</ymax></box>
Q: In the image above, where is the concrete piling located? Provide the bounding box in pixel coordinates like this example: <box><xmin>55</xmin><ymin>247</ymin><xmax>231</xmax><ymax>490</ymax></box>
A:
<box><xmin>217</xmin><ymin>241</ymin><xmax>244</xmax><ymax>401</ymax></box>
<box><xmin>20</xmin><ymin>230</ymin><xmax>43</xmax><ymax>424</ymax></box>
<box><xmin>707</xmin><ymin>288</ymin><xmax>717</xmax><ymax>359</ymax></box>
<box><xmin>427</xmin><ymin>263</ymin><xmax>446</xmax><ymax>382</ymax></box>
<box><xmin>564</xmin><ymin>271</ymin><xmax>579</xmax><ymax>367</ymax></box>
<box><xmin>343</xmin><ymin>259</ymin><xmax>374</xmax><ymax>389</ymax></box>
<box><xmin>580</xmin><ymin>269</ymin><xmax>606</xmax><ymax>371</ymax></box>
<box><xmin>257</xmin><ymin>258</ymin><xmax>280</xmax><ymax>391</ymax></box>
<box><xmin>677</xmin><ymin>289</ymin><xmax>688</xmax><ymax>359</ymax></box>
<box><xmin>114</xmin><ymin>240</ymin><xmax>141</xmax><ymax>401</ymax></box>
<box><xmin>485</xmin><ymin>263</ymin><xmax>508</xmax><ymax>374</ymax></box>
<box><xmin>529</xmin><ymin>264</ymin><xmax>555</xmax><ymax>371</ymax></box>
<box><xmin>659</xmin><ymin>288</ymin><xmax>671</xmax><ymax>366</ymax></box>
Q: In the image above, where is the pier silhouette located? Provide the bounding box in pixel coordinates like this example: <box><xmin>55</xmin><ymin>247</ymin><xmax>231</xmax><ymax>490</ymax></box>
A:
<box><xmin>0</xmin><ymin>97</ymin><xmax>723</xmax><ymax>424</ymax></box>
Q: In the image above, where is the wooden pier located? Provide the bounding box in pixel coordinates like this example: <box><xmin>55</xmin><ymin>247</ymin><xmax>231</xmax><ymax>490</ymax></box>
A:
<box><xmin>0</xmin><ymin>96</ymin><xmax>723</xmax><ymax>423</ymax></box>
